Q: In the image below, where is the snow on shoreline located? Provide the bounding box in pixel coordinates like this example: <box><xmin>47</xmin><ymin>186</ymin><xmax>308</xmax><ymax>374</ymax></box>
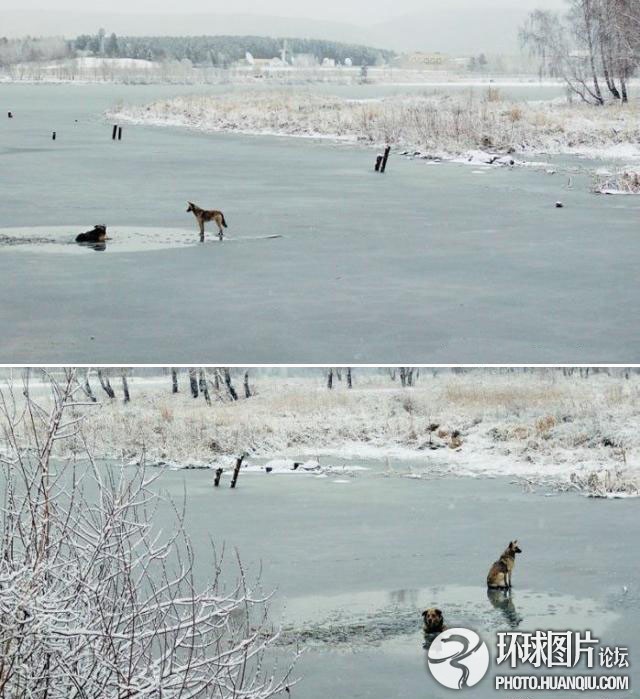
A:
<box><xmin>2</xmin><ymin>375</ymin><xmax>639</xmax><ymax>498</ymax></box>
<box><xmin>28</xmin><ymin>373</ymin><xmax>636</xmax><ymax>497</ymax></box>
<box><xmin>107</xmin><ymin>90</ymin><xmax>640</xmax><ymax>168</ymax></box>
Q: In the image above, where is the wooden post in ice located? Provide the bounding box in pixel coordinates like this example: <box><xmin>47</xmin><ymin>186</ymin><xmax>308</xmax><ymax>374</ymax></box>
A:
<box><xmin>7</xmin><ymin>112</ymin><xmax>13</xmax><ymax>118</ymax></box>
<box><xmin>375</xmin><ymin>154</ymin><xmax>383</xmax><ymax>172</ymax></box>
<box><xmin>214</xmin><ymin>467</ymin><xmax>223</xmax><ymax>487</ymax></box>
<box><xmin>118</xmin><ymin>126</ymin><xmax>123</xmax><ymax>141</ymax></box>
<box><xmin>380</xmin><ymin>145</ymin><xmax>391</xmax><ymax>173</ymax></box>
<box><xmin>52</xmin><ymin>131</ymin><xmax>56</xmax><ymax>141</ymax></box>
<box><xmin>230</xmin><ymin>454</ymin><xmax>246</xmax><ymax>489</ymax></box>
<box><xmin>346</xmin><ymin>367</ymin><xmax>353</xmax><ymax>389</ymax></box>
<box><xmin>112</xmin><ymin>125</ymin><xmax>118</xmax><ymax>140</ymax></box>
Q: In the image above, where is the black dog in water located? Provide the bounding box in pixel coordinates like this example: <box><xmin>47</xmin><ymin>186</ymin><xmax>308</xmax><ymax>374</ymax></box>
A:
<box><xmin>76</xmin><ymin>225</ymin><xmax>109</xmax><ymax>251</ymax></box>
<box><xmin>76</xmin><ymin>225</ymin><xmax>108</xmax><ymax>243</ymax></box>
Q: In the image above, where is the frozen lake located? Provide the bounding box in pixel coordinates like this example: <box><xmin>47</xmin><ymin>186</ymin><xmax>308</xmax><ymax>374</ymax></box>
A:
<box><xmin>1</xmin><ymin>83</ymin><xmax>639</xmax><ymax>363</ymax></box>
<box><xmin>150</xmin><ymin>462</ymin><xmax>639</xmax><ymax>698</ymax></box>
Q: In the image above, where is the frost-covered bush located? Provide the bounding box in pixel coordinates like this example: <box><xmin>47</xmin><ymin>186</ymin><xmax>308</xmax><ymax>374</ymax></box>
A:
<box><xmin>593</xmin><ymin>169</ymin><xmax>640</xmax><ymax>194</ymax></box>
<box><xmin>569</xmin><ymin>466</ymin><xmax>640</xmax><ymax>498</ymax></box>
<box><xmin>110</xmin><ymin>90</ymin><xmax>640</xmax><ymax>157</ymax></box>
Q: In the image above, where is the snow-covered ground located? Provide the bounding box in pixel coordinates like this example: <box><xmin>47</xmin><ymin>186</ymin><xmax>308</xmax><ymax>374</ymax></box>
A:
<box><xmin>12</xmin><ymin>370</ymin><xmax>637</xmax><ymax>496</ymax></box>
<box><xmin>109</xmin><ymin>90</ymin><xmax>640</xmax><ymax>169</ymax></box>
<box><xmin>0</xmin><ymin>57</ymin><xmax>193</xmax><ymax>84</ymax></box>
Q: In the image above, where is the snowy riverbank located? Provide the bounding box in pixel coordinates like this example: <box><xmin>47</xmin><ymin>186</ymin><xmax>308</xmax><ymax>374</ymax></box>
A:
<box><xmin>14</xmin><ymin>371</ymin><xmax>637</xmax><ymax>497</ymax></box>
<box><xmin>108</xmin><ymin>90</ymin><xmax>640</xmax><ymax>168</ymax></box>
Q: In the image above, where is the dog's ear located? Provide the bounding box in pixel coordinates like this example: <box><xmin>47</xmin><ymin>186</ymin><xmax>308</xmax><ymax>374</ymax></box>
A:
<box><xmin>421</xmin><ymin>610</ymin><xmax>428</xmax><ymax>618</ymax></box>
<box><xmin>435</xmin><ymin>609</ymin><xmax>442</xmax><ymax>617</ymax></box>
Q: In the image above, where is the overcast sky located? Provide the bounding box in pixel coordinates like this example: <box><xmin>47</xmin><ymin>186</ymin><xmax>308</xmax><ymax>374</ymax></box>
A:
<box><xmin>3</xmin><ymin>0</ymin><xmax>565</xmax><ymax>25</ymax></box>
<box><xmin>1</xmin><ymin>0</ymin><xmax>567</xmax><ymax>52</ymax></box>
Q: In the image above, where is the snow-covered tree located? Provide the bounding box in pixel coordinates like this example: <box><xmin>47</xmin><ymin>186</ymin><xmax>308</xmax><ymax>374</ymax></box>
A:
<box><xmin>0</xmin><ymin>370</ymin><xmax>295</xmax><ymax>698</ymax></box>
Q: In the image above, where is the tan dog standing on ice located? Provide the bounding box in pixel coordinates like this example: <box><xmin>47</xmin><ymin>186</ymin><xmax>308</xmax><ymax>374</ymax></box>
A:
<box><xmin>487</xmin><ymin>540</ymin><xmax>522</xmax><ymax>589</ymax></box>
<box><xmin>186</xmin><ymin>202</ymin><xmax>228</xmax><ymax>241</ymax></box>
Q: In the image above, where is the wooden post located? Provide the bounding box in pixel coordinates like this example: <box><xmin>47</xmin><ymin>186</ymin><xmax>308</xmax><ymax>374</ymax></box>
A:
<box><xmin>118</xmin><ymin>126</ymin><xmax>123</xmax><ymax>141</ymax></box>
<box><xmin>214</xmin><ymin>467</ymin><xmax>223</xmax><ymax>487</ymax></box>
<box><xmin>7</xmin><ymin>112</ymin><xmax>12</xmax><ymax>119</ymax></box>
<box><xmin>230</xmin><ymin>454</ymin><xmax>246</xmax><ymax>489</ymax></box>
<box><xmin>380</xmin><ymin>145</ymin><xmax>391</xmax><ymax>173</ymax></box>
<box><xmin>171</xmin><ymin>368</ymin><xmax>179</xmax><ymax>394</ymax></box>
<box><xmin>52</xmin><ymin>131</ymin><xmax>56</xmax><ymax>141</ymax></box>
<box><xmin>375</xmin><ymin>154</ymin><xmax>383</xmax><ymax>172</ymax></box>
<box><xmin>112</xmin><ymin>125</ymin><xmax>117</xmax><ymax>140</ymax></box>
<box><xmin>327</xmin><ymin>369</ymin><xmax>333</xmax><ymax>390</ymax></box>
<box><xmin>189</xmin><ymin>369</ymin><xmax>199</xmax><ymax>398</ymax></box>
<box><xmin>347</xmin><ymin>367</ymin><xmax>353</xmax><ymax>389</ymax></box>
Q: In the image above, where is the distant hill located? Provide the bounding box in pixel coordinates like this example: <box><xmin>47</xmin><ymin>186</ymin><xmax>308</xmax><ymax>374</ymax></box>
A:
<box><xmin>0</xmin><ymin>3</ymin><xmax>564</xmax><ymax>55</ymax></box>
<box><xmin>0</xmin><ymin>10</ymin><xmax>371</xmax><ymax>44</ymax></box>
<box><xmin>84</xmin><ymin>35</ymin><xmax>395</xmax><ymax>66</ymax></box>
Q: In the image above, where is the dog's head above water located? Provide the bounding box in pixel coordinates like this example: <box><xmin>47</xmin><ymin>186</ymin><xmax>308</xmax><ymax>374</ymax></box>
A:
<box><xmin>422</xmin><ymin>607</ymin><xmax>445</xmax><ymax>634</ymax></box>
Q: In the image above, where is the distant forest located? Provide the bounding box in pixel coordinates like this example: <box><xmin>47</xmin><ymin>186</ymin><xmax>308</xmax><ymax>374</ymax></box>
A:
<box><xmin>72</xmin><ymin>32</ymin><xmax>396</xmax><ymax>66</ymax></box>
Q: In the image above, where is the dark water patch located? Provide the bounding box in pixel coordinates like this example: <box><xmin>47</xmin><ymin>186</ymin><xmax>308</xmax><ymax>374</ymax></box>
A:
<box><xmin>274</xmin><ymin>585</ymin><xmax>615</xmax><ymax>651</ymax></box>
<box><xmin>0</xmin><ymin>233</ymin><xmax>59</xmax><ymax>246</ymax></box>
<box><xmin>0</xmin><ymin>226</ymin><xmax>285</xmax><ymax>254</ymax></box>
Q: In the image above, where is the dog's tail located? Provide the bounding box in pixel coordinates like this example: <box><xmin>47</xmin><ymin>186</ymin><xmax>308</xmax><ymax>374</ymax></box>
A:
<box><xmin>221</xmin><ymin>213</ymin><xmax>228</xmax><ymax>228</ymax></box>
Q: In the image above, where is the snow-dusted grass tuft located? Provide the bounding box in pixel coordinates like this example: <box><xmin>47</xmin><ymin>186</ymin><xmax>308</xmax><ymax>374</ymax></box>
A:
<box><xmin>109</xmin><ymin>90</ymin><xmax>640</xmax><ymax>159</ymax></box>
<box><xmin>593</xmin><ymin>168</ymin><xmax>640</xmax><ymax>194</ymax></box>
<box><xmin>568</xmin><ymin>466</ymin><xmax>640</xmax><ymax>498</ymax></box>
